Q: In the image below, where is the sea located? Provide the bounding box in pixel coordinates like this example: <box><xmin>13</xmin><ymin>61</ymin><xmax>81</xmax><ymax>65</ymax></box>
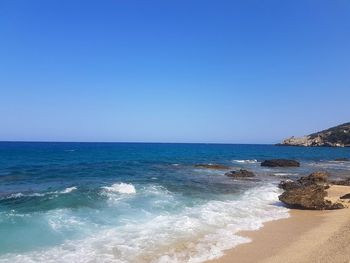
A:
<box><xmin>0</xmin><ymin>142</ymin><xmax>349</xmax><ymax>263</ymax></box>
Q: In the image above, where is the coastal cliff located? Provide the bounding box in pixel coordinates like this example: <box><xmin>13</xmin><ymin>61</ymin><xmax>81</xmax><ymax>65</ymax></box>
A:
<box><xmin>278</xmin><ymin>122</ymin><xmax>350</xmax><ymax>147</ymax></box>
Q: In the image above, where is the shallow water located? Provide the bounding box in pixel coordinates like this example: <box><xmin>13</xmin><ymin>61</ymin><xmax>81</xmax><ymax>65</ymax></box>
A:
<box><xmin>0</xmin><ymin>142</ymin><xmax>349</xmax><ymax>262</ymax></box>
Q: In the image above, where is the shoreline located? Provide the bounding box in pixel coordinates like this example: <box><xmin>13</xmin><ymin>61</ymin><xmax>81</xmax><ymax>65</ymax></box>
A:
<box><xmin>207</xmin><ymin>206</ymin><xmax>350</xmax><ymax>263</ymax></box>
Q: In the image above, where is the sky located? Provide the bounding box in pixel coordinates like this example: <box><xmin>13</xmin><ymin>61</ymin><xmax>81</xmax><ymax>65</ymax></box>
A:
<box><xmin>0</xmin><ymin>0</ymin><xmax>349</xmax><ymax>143</ymax></box>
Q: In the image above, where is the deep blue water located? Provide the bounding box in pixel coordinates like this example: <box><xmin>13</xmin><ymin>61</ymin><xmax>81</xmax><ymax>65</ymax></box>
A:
<box><xmin>0</xmin><ymin>142</ymin><xmax>349</xmax><ymax>263</ymax></box>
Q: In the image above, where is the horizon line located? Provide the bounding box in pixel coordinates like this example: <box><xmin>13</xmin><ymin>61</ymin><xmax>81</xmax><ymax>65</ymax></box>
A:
<box><xmin>0</xmin><ymin>140</ymin><xmax>276</xmax><ymax>145</ymax></box>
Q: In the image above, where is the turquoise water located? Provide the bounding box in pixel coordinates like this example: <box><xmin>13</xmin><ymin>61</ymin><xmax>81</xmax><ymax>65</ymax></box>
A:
<box><xmin>0</xmin><ymin>142</ymin><xmax>349</xmax><ymax>262</ymax></box>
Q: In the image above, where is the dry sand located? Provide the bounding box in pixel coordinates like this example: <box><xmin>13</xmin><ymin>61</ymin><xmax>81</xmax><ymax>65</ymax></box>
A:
<box><xmin>207</xmin><ymin>185</ymin><xmax>350</xmax><ymax>263</ymax></box>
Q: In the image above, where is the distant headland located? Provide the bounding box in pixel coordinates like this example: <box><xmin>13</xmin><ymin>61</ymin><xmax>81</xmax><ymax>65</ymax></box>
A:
<box><xmin>278</xmin><ymin>122</ymin><xmax>350</xmax><ymax>147</ymax></box>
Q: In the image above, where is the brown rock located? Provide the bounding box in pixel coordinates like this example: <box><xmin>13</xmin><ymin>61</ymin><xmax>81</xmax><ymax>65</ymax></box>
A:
<box><xmin>225</xmin><ymin>169</ymin><xmax>255</xmax><ymax>178</ymax></box>
<box><xmin>279</xmin><ymin>172</ymin><xmax>329</xmax><ymax>191</ymax></box>
<box><xmin>278</xmin><ymin>179</ymin><xmax>300</xmax><ymax>190</ymax></box>
<box><xmin>297</xmin><ymin>171</ymin><xmax>329</xmax><ymax>185</ymax></box>
<box><xmin>279</xmin><ymin>185</ymin><xmax>344</xmax><ymax>210</ymax></box>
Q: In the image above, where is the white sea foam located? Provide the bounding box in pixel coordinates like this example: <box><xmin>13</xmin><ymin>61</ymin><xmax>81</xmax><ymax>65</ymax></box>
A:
<box><xmin>1</xmin><ymin>187</ymin><xmax>77</xmax><ymax>201</ymax></box>
<box><xmin>0</xmin><ymin>184</ymin><xmax>289</xmax><ymax>263</ymax></box>
<box><xmin>46</xmin><ymin>209</ymin><xmax>87</xmax><ymax>232</ymax></box>
<box><xmin>59</xmin><ymin>186</ymin><xmax>77</xmax><ymax>194</ymax></box>
<box><xmin>233</xmin><ymin>159</ymin><xmax>258</xmax><ymax>164</ymax></box>
<box><xmin>47</xmin><ymin>186</ymin><xmax>77</xmax><ymax>195</ymax></box>
<box><xmin>6</xmin><ymin>193</ymin><xmax>24</xmax><ymax>199</ymax></box>
<box><xmin>2</xmin><ymin>192</ymin><xmax>45</xmax><ymax>200</ymax></box>
<box><xmin>102</xmin><ymin>183</ymin><xmax>136</xmax><ymax>194</ymax></box>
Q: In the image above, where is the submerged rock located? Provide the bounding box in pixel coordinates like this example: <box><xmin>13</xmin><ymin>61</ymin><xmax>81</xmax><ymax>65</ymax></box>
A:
<box><xmin>194</xmin><ymin>164</ymin><xmax>230</xmax><ymax>170</ymax></box>
<box><xmin>225</xmin><ymin>169</ymin><xmax>255</xmax><ymax>178</ymax></box>
<box><xmin>261</xmin><ymin>159</ymin><xmax>300</xmax><ymax>167</ymax></box>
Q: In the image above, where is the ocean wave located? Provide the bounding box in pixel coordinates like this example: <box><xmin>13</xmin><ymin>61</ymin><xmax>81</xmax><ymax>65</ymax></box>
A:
<box><xmin>0</xmin><ymin>187</ymin><xmax>77</xmax><ymax>201</ymax></box>
<box><xmin>102</xmin><ymin>183</ymin><xmax>136</xmax><ymax>194</ymax></box>
<box><xmin>142</xmin><ymin>184</ymin><xmax>171</xmax><ymax>196</ymax></box>
<box><xmin>59</xmin><ymin>186</ymin><xmax>77</xmax><ymax>194</ymax></box>
<box><xmin>1</xmin><ymin>192</ymin><xmax>45</xmax><ymax>200</ymax></box>
<box><xmin>0</xmin><ymin>184</ymin><xmax>289</xmax><ymax>263</ymax></box>
<box><xmin>232</xmin><ymin>159</ymin><xmax>258</xmax><ymax>164</ymax></box>
<box><xmin>46</xmin><ymin>209</ymin><xmax>87</xmax><ymax>232</ymax></box>
<box><xmin>6</xmin><ymin>193</ymin><xmax>24</xmax><ymax>199</ymax></box>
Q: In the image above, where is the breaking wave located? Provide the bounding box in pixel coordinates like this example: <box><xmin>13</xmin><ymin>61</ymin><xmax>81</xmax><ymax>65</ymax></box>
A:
<box><xmin>102</xmin><ymin>183</ymin><xmax>136</xmax><ymax>194</ymax></box>
<box><xmin>232</xmin><ymin>159</ymin><xmax>258</xmax><ymax>164</ymax></box>
<box><xmin>0</xmin><ymin>184</ymin><xmax>288</xmax><ymax>263</ymax></box>
<box><xmin>0</xmin><ymin>187</ymin><xmax>77</xmax><ymax>201</ymax></box>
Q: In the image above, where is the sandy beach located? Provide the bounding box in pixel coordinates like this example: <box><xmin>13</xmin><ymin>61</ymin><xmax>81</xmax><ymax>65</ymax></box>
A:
<box><xmin>208</xmin><ymin>186</ymin><xmax>350</xmax><ymax>263</ymax></box>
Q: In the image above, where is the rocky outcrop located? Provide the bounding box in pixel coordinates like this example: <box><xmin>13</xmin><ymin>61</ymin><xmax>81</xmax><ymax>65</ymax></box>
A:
<box><xmin>279</xmin><ymin>179</ymin><xmax>299</xmax><ymax>190</ymax></box>
<box><xmin>298</xmin><ymin>171</ymin><xmax>329</xmax><ymax>185</ymax></box>
<box><xmin>225</xmin><ymin>169</ymin><xmax>255</xmax><ymax>178</ymax></box>
<box><xmin>194</xmin><ymin>164</ymin><xmax>230</xmax><ymax>170</ymax></box>
<box><xmin>278</xmin><ymin>122</ymin><xmax>350</xmax><ymax>147</ymax></box>
<box><xmin>279</xmin><ymin>172</ymin><xmax>329</xmax><ymax>190</ymax></box>
<box><xmin>261</xmin><ymin>159</ymin><xmax>300</xmax><ymax>167</ymax></box>
<box><xmin>279</xmin><ymin>185</ymin><xmax>344</xmax><ymax>210</ymax></box>
<box><xmin>278</xmin><ymin>172</ymin><xmax>347</xmax><ymax>210</ymax></box>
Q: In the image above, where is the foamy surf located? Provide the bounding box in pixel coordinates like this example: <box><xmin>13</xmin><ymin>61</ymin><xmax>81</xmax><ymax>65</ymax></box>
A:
<box><xmin>232</xmin><ymin>159</ymin><xmax>258</xmax><ymax>164</ymax></box>
<box><xmin>1</xmin><ymin>187</ymin><xmax>77</xmax><ymax>201</ymax></box>
<box><xmin>102</xmin><ymin>183</ymin><xmax>136</xmax><ymax>194</ymax></box>
<box><xmin>59</xmin><ymin>186</ymin><xmax>77</xmax><ymax>194</ymax></box>
<box><xmin>0</xmin><ymin>184</ymin><xmax>289</xmax><ymax>263</ymax></box>
<box><xmin>1</xmin><ymin>192</ymin><xmax>47</xmax><ymax>200</ymax></box>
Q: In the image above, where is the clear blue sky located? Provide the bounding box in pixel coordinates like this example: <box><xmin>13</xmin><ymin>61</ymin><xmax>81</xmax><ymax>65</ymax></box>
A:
<box><xmin>0</xmin><ymin>0</ymin><xmax>349</xmax><ymax>143</ymax></box>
